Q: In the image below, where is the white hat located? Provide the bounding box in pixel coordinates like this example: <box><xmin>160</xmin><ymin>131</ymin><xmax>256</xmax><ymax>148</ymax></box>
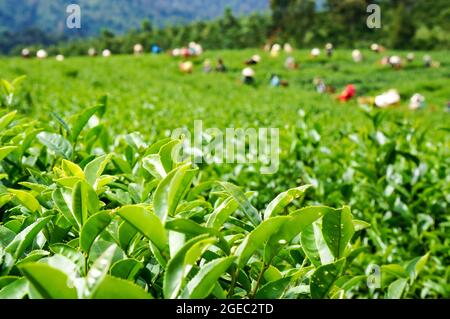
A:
<box><xmin>252</xmin><ymin>54</ymin><xmax>261</xmax><ymax>63</ymax></box>
<box><xmin>242</xmin><ymin>67</ymin><xmax>255</xmax><ymax>77</ymax></box>
<box><xmin>389</xmin><ymin>56</ymin><xmax>401</xmax><ymax>65</ymax></box>
<box><xmin>21</xmin><ymin>48</ymin><xmax>30</xmax><ymax>56</ymax></box>
<box><xmin>352</xmin><ymin>49</ymin><xmax>362</xmax><ymax>62</ymax></box>
<box><xmin>370</xmin><ymin>43</ymin><xmax>379</xmax><ymax>51</ymax></box>
<box><xmin>284</xmin><ymin>43</ymin><xmax>293</xmax><ymax>53</ymax></box>
<box><xmin>375</xmin><ymin>89</ymin><xmax>400</xmax><ymax>108</ymax></box>
<box><xmin>311</xmin><ymin>48</ymin><xmax>320</xmax><ymax>57</ymax></box>
<box><xmin>409</xmin><ymin>93</ymin><xmax>425</xmax><ymax>110</ymax></box>
<box><xmin>271</xmin><ymin>43</ymin><xmax>281</xmax><ymax>52</ymax></box>
<box><xmin>133</xmin><ymin>44</ymin><xmax>144</xmax><ymax>54</ymax></box>
<box><xmin>88</xmin><ymin>48</ymin><xmax>97</xmax><ymax>56</ymax></box>
<box><xmin>36</xmin><ymin>49</ymin><xmax>48</xmax><ymax>59</ymax></box>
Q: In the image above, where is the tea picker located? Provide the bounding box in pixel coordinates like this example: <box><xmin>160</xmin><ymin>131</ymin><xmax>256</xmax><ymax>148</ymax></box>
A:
<box><xmin>242</xmin><ymin>67</ymin><xmax>255</xmax><ymax>85</ymax></box>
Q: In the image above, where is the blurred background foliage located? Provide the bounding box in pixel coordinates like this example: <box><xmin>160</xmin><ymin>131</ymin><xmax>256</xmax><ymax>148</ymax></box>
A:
<box><xmin>0</xmin><ymin>0</ymin><xmax>449</xmax><ymax>55</ymax></box>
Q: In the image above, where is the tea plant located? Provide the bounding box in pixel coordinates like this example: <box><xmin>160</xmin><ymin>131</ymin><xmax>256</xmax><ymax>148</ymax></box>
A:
<box><xmin>0</xmin><ymin>107</ymin><xmax>381</xmax><ymax>299</ymax></box>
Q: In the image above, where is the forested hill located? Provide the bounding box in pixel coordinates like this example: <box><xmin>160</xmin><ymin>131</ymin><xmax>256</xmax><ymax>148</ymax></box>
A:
<box><xmin>0</xmin><ymin>0</ymin><xmax>270</xmax><ymax>36</ymax></box>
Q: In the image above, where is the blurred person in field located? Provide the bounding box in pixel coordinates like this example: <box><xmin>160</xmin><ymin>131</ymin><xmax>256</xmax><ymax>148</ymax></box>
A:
<box><xmin>313</xmin><ymin>78</ymin><xmax>335</xmax><ymax>94</ymax></box>
<box><xmin>216</xmin><ymin>58</ymin><xmax>227</xmax><ymax>72</ymax></box>
<box><xmin>242</xmin><ymin>67</ymin><xmax>255</xmax><ymax>85</ymax></box>
<box><xmin>423</xmin><ymin>55</ymin><xmax>432</xmax><ymax>67</ymax></box>
<box><xmin>409</xmin><ymin>93</ymin><xmax>426</xmax><ymax>110</ymax></box>
<box><xmin>203</xmin><ymin>59</ymin><xmax>212</xmax><ymax>73</ymax></box>
<box><xmin>406</xmin><ymin>52</ymin><xmax>415</xmax><ymax>63</ymax></box>
<box><xmin>151</xmin><ymin>44</ymin><xmax>162</xmax><ymax>54</ymax></box>
<box><xmin>352</xmin><ymin>50</ymin><xmax>362</xmax><ymax>63</ymax></box>
<box><xmin>374</xmin><ymin>89</ymin><xmax>400</xmax><ymax>108</ymax></box>
<box><xmin>21</xmin><ymin>48</ymin><xmax>31</xmax><ymax>58</ymax></box>
<box><xmin>325</xmin><ymin>43</ymin><xmax>333</xmax><ymax>57</ymax></box>
<box><xmin>310</xmin><ymin>48</ymin><xmax>320</xmax><ymax>58</ymax></box>
<box><xmin>388</xmin><ymin>56</ymin><xmax>403</xmax><ymax>69</ymax></box>
<box><xmin>271</xmin><ymin>43</ymin><xmax>281</xmax><ymax>57</ymax></box>
<box><xmin>36</xmin><ymin>49</ymin><xmax>48</xmax><ymax>59</ymax></box>
<box><xmin>423</xmin><ymin>55</ymin><xmax>440</xmax><ymax>68</ymax></box>
<box><xmin>179</xmin><ymin>61</ymin><xmax>193</xmax><ymax>74</ymax></box>
<box><xmin>285</xmin><ymin>56</ymin><xmax>298</xmax><ymax>70</ymax></box>
<box><xmin>269</xmin><ymin>74</ymin><xmax>288</xmax><ymax>87</ymax></box>
<box><xmin>284</xmin><ymin>43</ymin><xmax>293</xmax><ymax>54</ymax></box>
<box><xmin>314</xmin><ymin>78</ymin><xmax>326</xmax><ymax>93</ymax></box>
<box><xmin>338</xmin><ymin>84</ymin><xmax>356</xmax><ymax>102</ymax></box>
<box><xmin>134</xmin><ymin>43</ymin><xmax>144</xmax><ymax>55</ymax></box>
<box><xmin>88</xmin><ymin>48</ymin><xmax>97</xmax><ymax>57</ymax></box>
<box><xmin>245</xmin><ymin>54</ymin><xmax>261</xmax><ymax>65</ymax></box>
<box><xmin>102</xmin><ymin>49</ymin><xmax>111</xmax><ymax>57</ymax></box>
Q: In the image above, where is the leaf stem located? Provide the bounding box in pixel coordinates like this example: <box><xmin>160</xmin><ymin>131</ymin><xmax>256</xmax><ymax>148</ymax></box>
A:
<box><xmin>227</xmin><ymin>267</ymin><xmax>239</xmax><ymax>298</ymax></box>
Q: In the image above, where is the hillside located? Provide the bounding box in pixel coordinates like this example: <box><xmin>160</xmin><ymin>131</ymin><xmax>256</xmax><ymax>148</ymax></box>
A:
<box><xmin>0</xmin><ymin>0</ymin><xmax>270</xmax><ymax>36</ymax></box>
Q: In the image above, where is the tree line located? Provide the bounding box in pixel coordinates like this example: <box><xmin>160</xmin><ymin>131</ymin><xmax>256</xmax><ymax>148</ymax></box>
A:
<box><xmin>1</xmin><ymin>0</ymin><xmax>448</xmax><ymax>56</ymax></box>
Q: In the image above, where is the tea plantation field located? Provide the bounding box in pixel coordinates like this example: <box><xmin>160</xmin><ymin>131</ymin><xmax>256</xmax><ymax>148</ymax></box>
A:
<box><xmin>0</xmin><ymin>49</ymin><xmax>449</xmax><ymax>299</ymax></box>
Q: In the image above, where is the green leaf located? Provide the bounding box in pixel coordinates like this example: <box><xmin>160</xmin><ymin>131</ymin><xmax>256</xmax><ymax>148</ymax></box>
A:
<box><xmin>20</xmin><ymin>263</ymin><xmax>78</xmax><ymax>299</ymax></box>
<box><xmin>0</xmin><ymin>111</ymin><xmax>17</xmax><ymax>131</ymax></box>
<box><xmin>142</xmin><ymin>154</ymin><xmax>167</xmax><ymax>179</ymax></box>
<box><xmin>0</xmin><ymin>146</ymin><xmax>18</xmax><ymax>161</ymax></box>
<box><xmin>264</xmin><ymin>206</ymin><xmax>330</xmax><ymax>262</ymax></box>
<box><xmin>164</xmin><ymin>235</ymin><xmax>216</xmax><ymax>299</ymax></box>
<box><xmin>80</xmin><ymin>212</ymin><xmax>112</xmax><ymax>254</ymax></box>
<box><xmin>117</xmin><ymin>205</ymin><xmax>166</xmax><ymax>251</ymax></box>
<box><xmin>83</xmin><ymin>154</ymin><xmax>112</xmax><ymax>186</ymax></box>
<box><xmin>387</xmin><ymin>278</ymin><xmax>408</xmax><ymax>299</ymax></box>
<box><xmin>37</xmin><ymin>132</ymin><xmax>73</xmax><ymax>159</ymax></box>
<box><xmin>5</xmin><ymin>216</ymin><xmax>53</xmax><ymax>261</ymax></box>
<box><xmin>206</xmin><ymin>196</ymin><xmax>239</xmax><ymax>229</ymax></box>
<box><xmin>165</xmin><ymin>218</ymin><xmax>230</xmax><ymax>254</ymax></box>
<box><xmin>153</xmin><ymin>163</ymin><xmax>197</xmax><ymax>223</ymax></box>
<box><xmin>382</xmin><ymin>264</ymin><xmax>408</xmax><ymax>278</ymax></box>
<box><xmin>61</xmin><ymin>159</ymin><xmax>85</xmax><ymax>179</ymax></box>
<box><xmin>310</xmin><ymin>258</ymin><xmax>345</xmax><ymax>299</ymax></box>
<box><xmin>83</xmin><ymin>244</ymin><xmax>117</xmax><ymax>298</ymax></box>
<box><xmin>117</xmin><ymin>221</ymin><xmax>138</xmax><ymax>252</ymax></box>
<box><xmin>219</xmin><ymin>182</ymin><xmax>261</xmax><ymax>226</ymax></box>
<box><xmin>353</xmin><ymin>219</ymin><xmax>371</xmax><ymax>232</ymax></box>
<box><xmin>263</xmin><ymin>185</ymin><xmax>311</xmax><ymax>219</ymax></box>
<box><xmin>1</xmin><ymin>79</ymin><xmax>13</xmax><ymax>95</ymax></box>
<box><xmin>0</xmin><ymin>277</ymin><xmax>28</xmax><ymax>299</ymax></box>
<box><xmin>72</xmin><ymin>180</ymin><xmax>99</xmax><ymax>227</ymax></box>
<box><xmin>255</xmin><ymin>276</ymin><xmax>293</xmax><ymax>299</ymax></box>
<box><xmin>92</xmin><ymin>275</ymin><xmax>152</xmax><ymax>299</ymax></box>
<box><xmin>322</xmin><ymin>206</ymin><xmax>354</xmax><ymax>259</ymax></box>
<box><xmin>181</xmin><ymin>256</ymin><xmax>236</xmax><ymax>299</ymax></box>
<box><xmin>52</xmin><ymin>188</ymin><xmax>78</xmax><ymax>229</ymax></box>
<box><xmin>235</xmin><ymin>216</ymin><xmax>289</xmax><ymax>268</ymax></box>
<box><xmin>48</xmin><ymin>244</ymin><xmax>84</xmax><ymax>274</ymax></box>
<box><xmin>50</xmin><ymin>112</ymin><xmax>71</xmax><ymax>135</ymax></box>
<box><xmin>110</xmin><ymin>259</ymin><xmax>143</xmax><ymax>280</ymax></box>
<box><xmin>159</xmin><ymin>139</ymin><xmax>181</xmax><ymax>173</ymax></box>
<box><xmin>8</xmin><ymin>189</ymin><xmax>41</xmax><ymax>213</ymax></box>
<box><xmin>12</xmin><ymin>75</ymin><xmax>27</xmax><ymax>87</ymax></box>
<box><xmin>301</xmin><ymin>222</ymin><xmax>334</xmax><ymax>267</ymax></box>
<box><xmin>405</xmin><ymin>253</ymin><xmax>429</xmax><ymax>282</ymax></box>
<box><xmin>0</xmin><ymin>226</ymin><xmax>16</xmax><ymax>247</ymax></box>
<box><xmin>70</xmin><ymin>105</ymin><xmax>104</xmax><ymax>143</ymax></box>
